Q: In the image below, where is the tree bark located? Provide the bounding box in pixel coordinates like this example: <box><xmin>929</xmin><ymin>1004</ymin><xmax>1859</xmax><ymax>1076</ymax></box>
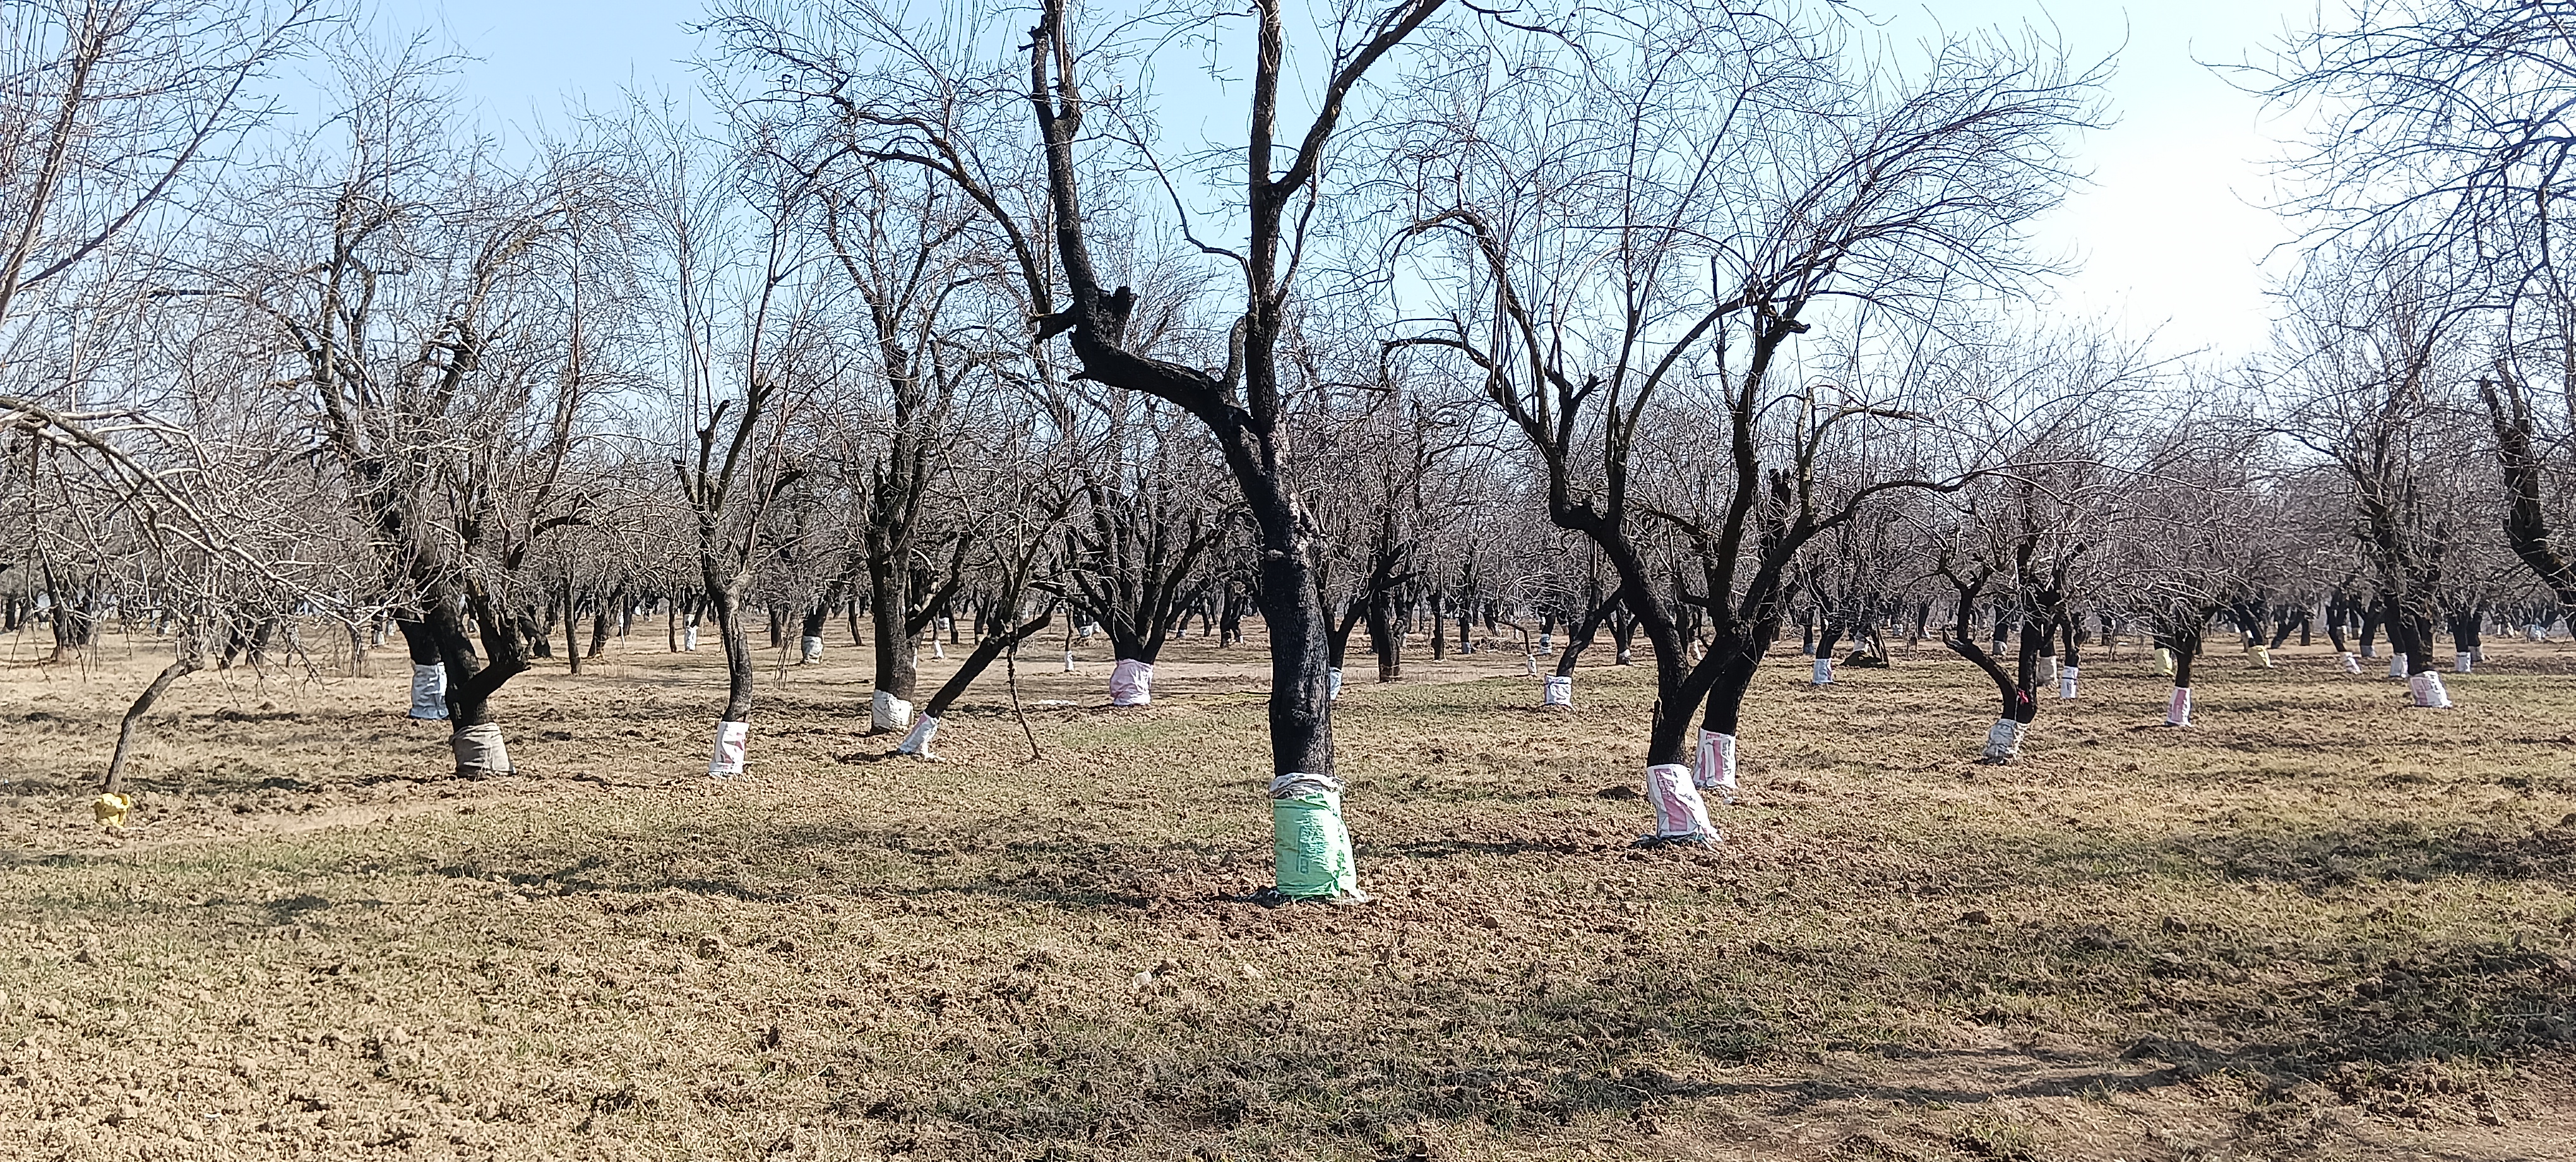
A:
<box><xmin>102</xmin><ymin>658</ymin><xmax>199</xmax><ymax>795</ymax></box>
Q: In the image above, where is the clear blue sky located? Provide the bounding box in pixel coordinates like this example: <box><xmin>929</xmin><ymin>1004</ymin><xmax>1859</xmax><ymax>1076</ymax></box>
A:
<box><xmin>390</xmin><ymin>0</ymin><xmax>2314</xmax><ymax>363</ymax></box>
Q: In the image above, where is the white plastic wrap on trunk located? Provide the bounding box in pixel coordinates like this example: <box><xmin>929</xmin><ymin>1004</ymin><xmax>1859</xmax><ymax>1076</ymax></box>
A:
<box><xmin>2058</xmin><ymin>665</ymin><xmax>2079</xmax><ymax>700</ymax></box>
<box><xmin>2529</xmin><ymin>624</ymin><xmax>2548</xmax><ymax>642</ymax></box>
<box><xmin>1327</xmin><ymin>668</ymin><xmax>1344</xmax><ymax>701</ymax></box>
<box><xmin>683</xmin><ymin>624</ymin><xmax>699</xmax><ymax>652</ymax></box>
<box><xmin>1991</xmin><ymin>636</ymin><xmax>2009</xmax><ymax>659</ymax></box>
<box><xmin>2454</xmin><ymin>652</ymin><xmax>2473</xmax><ymax>674</ymax></box>
<box><xmin>2165</xmin><ymin>686</ymin><xmax>2192</xmax><ymax>727</ymax></box>
<box><xmin>800</xmin><ymin>636</ymin><xmax>823</xmax><ymax>662</ymax></box>
<box><xmin>1077</xmin><ymin>623</ymin><xmax>1092</xmax><ymax>640</ymax></box>
<box><xmin>897</xmin><ymin>714</ymin><xmax>940</xmax><ymax>758</ymax></box>
<box><xmin>1110</xmin><ymin>658</ymin><xmax>1153</xmax><ymax>706</ymax></box>
<box><xmin>452</xmin><ymin>722</ymin><xmax>513</xmax><ymax>775</ymax></box>
<box><xmin>1523</xmin><ymin>654</ymin><xmax>1539</xmax><ymax>676</ymax></box>
<box><xmin>1616</xmin><ymin>647</ymin><xmax>1631</xmax><ymax>665</ymax></box>
<box><xmin>2361</xmin><ymin>643</ymin><xmax>2377</xmax><ymax>659</ymax></box>
<box><xmin>1982</xmin><ymin>717</ymin><xmax>2026</xmax><ymax>761</ymax></box>
<box><xmin>408</xmin><ymin>663</ymin><xmax>448</xmax><ymax>720</ymax></box>
<box><xmin>1269</xmin><ymin>771</ymin><xmax>1344</xmax><ymax>800</ymax></box>
<box><xmin>2410</xmin><ymin>672</ymin><xmax>2454</xmax><ymax>708</ymax></box>
<box><xmin>2042</xmin><ymin>656</ymin><xmax>2061</xmax><ymax>683</ymax></box>
<box><xmin>2341</xmin><ymin>652</ymin><xmax>2362</xmax><ymax>674</ymax></box>
<box><xmin>1537</xmin><ymin>632</ymin><xmax>1553</xmax><ymax>654</ymax></box>
<box><xmin>2388</xmin><ymin>654</ymin><xmax>2408</xmax><ymax>679</ymax></box>
<box><xmin>1693</xmin><ymin>729</ymin><xmax>1739</xmax><ymax>800</ymax></box>
<box><xmin>1062</xmin><ymin>650</ymin><xmax>1076</xmax><ymax>672</ymax></box>
<box><xmin>871</xmin><ymin>689</ymin><xmax>914</xmax><ymax>732</ymax></box>
<box><xmin>1810</xmin><ymin>657</ymin><xmax>1833</xmax><ymax>685</ymax></box>
<box><xmin>1645</xmin><ymin>763</ymin><xmax>1719</xmax><ymax>842</ymax></box>
<box><xmin>1541</xmin><ymin>674</ymin><xmax>1571</xmax><ymax>707</ymax></box>
<box><xmin>2154</xmin><ymin>647</ymin><xmax>2176</xmax><ymax>676</ymax></box>
<box><xmin>707</xmin><ymin>720</ymin><xmax>748</xmax><ymax>778</ymax></box>
<box><xmin>931</xmin><ymin>640</ymin><xmax>945</xmax><ymax>661</ymax></box>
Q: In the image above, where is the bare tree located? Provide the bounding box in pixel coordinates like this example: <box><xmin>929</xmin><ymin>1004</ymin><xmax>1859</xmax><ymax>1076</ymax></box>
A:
<box><xmin>2269</xmin><ymin>247</ymin><xmax>2493</xmax><ymax>702</ymax></box>
<box><xmin>185</xmin><ymin>42</ymin><xmax>618</xmax><ymax>776</ymax></box>
<box><xmin>1390</xmin><ymin>10</ymin><xmax>2099</xmax><ymax>841</ymax></box>
<box><xmin>2258</xmin><ymin>0</ymin><xmax>2576</xmax><ymax>625</ymax></box>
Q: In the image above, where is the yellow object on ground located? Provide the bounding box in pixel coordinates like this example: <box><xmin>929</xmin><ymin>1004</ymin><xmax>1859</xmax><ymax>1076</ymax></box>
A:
<box><xmin>2250</xmin><ymin>644</ymin><xmax>2274</xmax><ymax>668</ymax></box>
<box><xmin>2154</xmin><ymin>647</ymin><xmax>2176</xmax><ymax>676</ymax></box>
<box><xmin>92</xmin><ymin>793</ymin><xmax>133</xmax><ymax>829</ymax></box>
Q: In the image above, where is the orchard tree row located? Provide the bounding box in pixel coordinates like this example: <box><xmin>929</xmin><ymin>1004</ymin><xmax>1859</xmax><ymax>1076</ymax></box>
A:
<box><xmin>5</xmin><ymin>0</ymin><xmax>2572</xmax><ymax>895</ymax></box>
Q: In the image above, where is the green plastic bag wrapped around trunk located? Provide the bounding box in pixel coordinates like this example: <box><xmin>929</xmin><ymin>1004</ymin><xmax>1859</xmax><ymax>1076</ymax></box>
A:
<box><xmin>1272</xmin><ymin>786</ymin><xmax>1357</xmax><ymax>899</ymax></box>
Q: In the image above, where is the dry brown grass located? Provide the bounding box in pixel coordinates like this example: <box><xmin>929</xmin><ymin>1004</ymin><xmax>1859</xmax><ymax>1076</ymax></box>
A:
<box><xmin>0</xmin><ymin>625</ymin><xmax>2571</xmax><ymax>1161</ymax></box>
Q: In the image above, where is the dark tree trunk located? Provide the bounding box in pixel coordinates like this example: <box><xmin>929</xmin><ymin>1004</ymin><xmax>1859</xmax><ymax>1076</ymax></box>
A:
<box><xmin>561</xmin><ymin>574</ymin><xmax>583</xmax><ymax>675</ymax></box>
<box><xmin>703</xmin><ymin>560</ymin><xmax>755</xmax><ymax>723</ymax></box>
<box><xmin>1326</xmin><ymin>600</ymin><xmax>1362</xmax><ymax>672</ymax></box>
<box><xmin>1554</xmin><ymin>599</ymin><xmax>1613</xmax><ymax>679</ymax></box>
<box><xmin>2483</xmin><ymin>374</ymin><xmax>2576</xmax><ymax>621</ymax></box>
<box><xmin>921</xmin><ymin>606</ymin><xmax>1058</xmax><ymax>719</ymax></box>
<box><xmin>1366</xmin><ymin>587</ymin><xmax>1402</xmax><ymax>681</ymax></box>
<box><xmin>102</xmin><ymin>658</ymin><xmax>200</xmax><ymax>795</ymax></box>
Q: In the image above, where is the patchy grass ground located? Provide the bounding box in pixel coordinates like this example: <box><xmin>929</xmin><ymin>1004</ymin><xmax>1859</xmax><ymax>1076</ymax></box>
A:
<box><xmin>0</xmin><ymin>625</ymin><xmax>2570</xmax><ymax>1161</ymax></box>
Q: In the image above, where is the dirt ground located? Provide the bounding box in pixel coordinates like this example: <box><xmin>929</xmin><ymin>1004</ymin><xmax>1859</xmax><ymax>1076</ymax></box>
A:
<box><xmin>0</xmin><ymin>621</ymin><xmax>2570</xmax><ymax>1161</ymax></box>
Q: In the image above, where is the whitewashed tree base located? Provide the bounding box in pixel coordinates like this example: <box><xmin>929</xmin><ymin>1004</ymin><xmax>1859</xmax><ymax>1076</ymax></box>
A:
<box><xmin>1644</xmin><ymin>763</ymin><xmax>1719</xmax><ymax>844</ymax></box>
<box><xmin>1693</xmin><ymin>730</ymin><xmax>1738</xmax><ymax>801</ymax></box>
<box><xmin>871</xmin><ymin>690</ymin><xmax>914</xmax><ymax>733</ymax></box>
<box><xmin>707</xmin><ymin>721</ymin><xmax>749</xmax><ymax>779</ymax></box>
<box><xmin>897</xmin><ymin>714</ymin><xmax>940</xmax><ymax>758</ymax></box>
<box><xmin>1981</xmin><ymin>717</ymin><xmax>2026</xmax><ymax>762</ymax></box>
<box><xmin>453</xmin><ymin>723</ymin><xmax>513</xmax><ymax>776</ymax></box>
<box><xmin>1110</xmin><ymin>659</ymin><xmax>1153</xmax><ymax>707</ymax></box>
<box><xmin>408</xmin><ymin>663</ymin><xmax>448</xmax><ymax>721</ymax></box>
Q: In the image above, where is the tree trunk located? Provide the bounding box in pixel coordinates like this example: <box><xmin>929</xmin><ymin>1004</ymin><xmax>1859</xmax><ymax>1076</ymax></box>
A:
<box><xmin>869</xmin><ymin>568</ymin><xmax>919</xmax><ymax>730</ymax></box>
<box><xmin>1256</xmin><ymin>525</ymin><xmax>1335</xmax><ymax>778</ymax></box>
<box><xmin>561</xmin><ymin>573</ymin><xmax>583</xmax><ymax>675</ymax></box>
<box><xmin>921</xmin><ymin>608</ymin><xmax>1058</xmax><ymax>720</ymax></box>
<box><xmin>1366</xmin><ymin>587</ymin><xmax>1402</xmax><ymax>681</ymax></box>
<box><xmin>102</xmin><ymin>658</ymin><xmax>199</xmax><ymax>796</ymax></box>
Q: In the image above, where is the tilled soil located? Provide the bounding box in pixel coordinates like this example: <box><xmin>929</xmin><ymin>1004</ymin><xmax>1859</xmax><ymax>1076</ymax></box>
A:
<box><xmin>1</xmin><ymin>627</ymin><xmax>2570</xmax><ymax>1160</ymax></box>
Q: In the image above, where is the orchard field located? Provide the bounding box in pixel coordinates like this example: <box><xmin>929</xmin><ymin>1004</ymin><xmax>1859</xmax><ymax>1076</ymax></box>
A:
<box><xmin>1</xmin><ymin>628</ymin><xmax>2570</xmax><ymax>1161</ymax></box>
